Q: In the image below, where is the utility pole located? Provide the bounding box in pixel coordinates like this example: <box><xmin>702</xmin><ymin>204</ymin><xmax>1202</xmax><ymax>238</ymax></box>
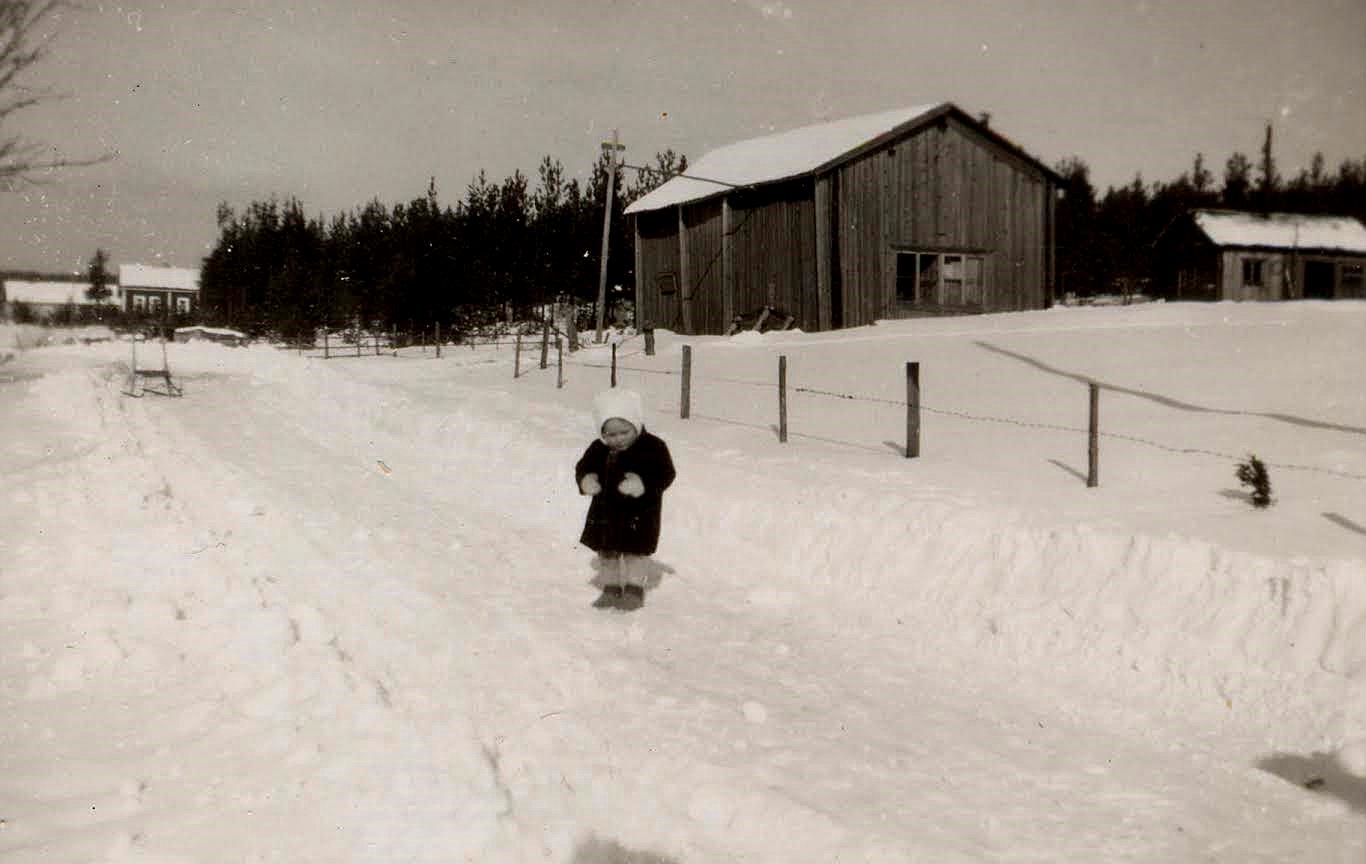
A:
<box><xmin>595</xmin><ymin>130</ymin><xmax>625</xmax><ymax>343</ymax></box>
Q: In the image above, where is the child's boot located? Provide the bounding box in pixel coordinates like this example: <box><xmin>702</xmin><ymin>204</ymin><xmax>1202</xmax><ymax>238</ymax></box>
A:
<box><xmin>591</xmin><ymin>585</ymin><xmax>623</xmax><ymax>609</ymax></box>
<box><xmin>618</xmin><ymin>584</ymin><xmax>645</xmax><ymax>611</ymax></box>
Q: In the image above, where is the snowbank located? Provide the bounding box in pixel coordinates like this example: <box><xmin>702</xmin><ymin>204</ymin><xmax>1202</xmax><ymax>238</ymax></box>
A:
<box><xmin>3</xmin><ymin>303</ymin><xmax>1364</xmax><ymax>862</ymax></box>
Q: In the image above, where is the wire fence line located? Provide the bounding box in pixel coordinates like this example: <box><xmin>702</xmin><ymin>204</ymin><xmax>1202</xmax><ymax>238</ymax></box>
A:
<box><xmin>553</xmin><ymin>349</ymin><xmax>1366</xmax><ymax>482</ymax></box>
<box><xmin>312</xmin><ymin>334</ymin><xmax>1366</xmax><ymax>483</ymax></box>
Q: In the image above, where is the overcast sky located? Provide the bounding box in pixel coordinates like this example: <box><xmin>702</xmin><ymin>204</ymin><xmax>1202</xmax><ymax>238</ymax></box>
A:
<box><xmin>2</xmin><ymin>0</ymin><xmax>1363</xmax><ymax>273</ymax></box>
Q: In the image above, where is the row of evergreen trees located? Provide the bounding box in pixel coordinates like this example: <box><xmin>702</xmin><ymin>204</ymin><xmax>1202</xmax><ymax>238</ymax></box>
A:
<box><xmin>199</xmin><ymin>150</ymin><xmax>686</xmax><ymax>339</ymax></box>
<box><xmin>199</xmin><ymin>131</ymin><xmax>1364</xmax><ymax>338</ymax></box>
<box><xmin>1055</xmin><ymin>132</ymin><xmax>1366</xmax><ymax>298</ymax></box>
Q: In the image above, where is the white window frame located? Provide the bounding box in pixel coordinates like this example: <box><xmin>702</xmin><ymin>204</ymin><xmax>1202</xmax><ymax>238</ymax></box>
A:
<box><xmin>896</xmin><ymin>251</ymin><xmax>987</xmax><ymax>306</ymax></box>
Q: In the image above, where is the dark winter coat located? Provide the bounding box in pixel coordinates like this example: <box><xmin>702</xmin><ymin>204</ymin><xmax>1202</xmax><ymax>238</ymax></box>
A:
<box><xmin>575</xmin><ymin>431</ymin><xmax>676</xmax><ymax>556</ymax></box>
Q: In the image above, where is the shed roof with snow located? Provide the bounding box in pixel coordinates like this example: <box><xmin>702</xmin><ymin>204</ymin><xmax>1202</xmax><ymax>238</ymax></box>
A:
<box><xmin>119</xmin><ymin>264</ymin><xmax>201</xmax><ymax>291</ymax></box>
<box><xmin>1192</xmin><ymin>210</ymin><xmax>1366</xmax><ymax>255</ymax></box>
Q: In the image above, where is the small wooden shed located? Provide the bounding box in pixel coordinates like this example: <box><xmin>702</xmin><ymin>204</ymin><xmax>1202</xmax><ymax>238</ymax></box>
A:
<box><xmin>624</xmin><ymin>102</ymin><xmax>1060</xmax><ymax>334</ymax></box>
<box><xmin>1155</xmin><ymin>209</ymin><xmax>1366</xmax><ymax>301</ymax></box>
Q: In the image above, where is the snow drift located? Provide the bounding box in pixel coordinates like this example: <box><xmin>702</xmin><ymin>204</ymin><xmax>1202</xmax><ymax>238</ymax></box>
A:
<box><xmin>3</xmin><ymin>302</ymin><xmax>1363</xmax><ymax>862</ymax></box>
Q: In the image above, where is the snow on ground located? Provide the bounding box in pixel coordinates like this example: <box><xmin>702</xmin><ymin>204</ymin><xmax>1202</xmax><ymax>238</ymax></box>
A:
<box><xmin>2</xmin><ymin>302</ymin><xmax>1364</xmax><ymax>863</ymax></box>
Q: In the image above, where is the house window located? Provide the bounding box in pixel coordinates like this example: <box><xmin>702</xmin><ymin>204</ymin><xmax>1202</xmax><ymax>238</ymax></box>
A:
<box><xmin>132</xmin><ymin>294</ymin><xmax>147</xmax><ymax>311</ymax></box>
<box><xmin>148</xmin><ymin>295</ymin><xmax>163</xmax><ymax>312</ymax></box>
<box><xmin>1242</xmin><ymin>258</ymin><xmax>1265</xmax><ymax>287</ymax></box>
<box><xmin>896</xmin><ymin>251</ymin><xmax>986</xmax><ymax>305</ymax></box>
<box><xmin>1342</xmin><ymin>264</ymin><xmax>1363</xmax><ymax>296</ymax></box>
<box><xmin>175</xmin><ymin>295</ymin><xmax>190</xmax><ymax>314</ymax></box>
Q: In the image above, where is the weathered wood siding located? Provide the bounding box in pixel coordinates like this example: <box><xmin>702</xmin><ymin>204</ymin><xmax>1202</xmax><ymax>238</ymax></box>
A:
<box><xmin>1219</xmin><ymin>250</ymin><xmax>1287</xmax><ymax>301</ymax></box>
<box><xmin>729</xmin><ymin>182</ymin><xmax>819</xmax><ymax>330</ymax></box>
<box><xmin>634</xmin><ymin>209</ymin><xmax>680</xmax><ymax>330</ymax></box>
<box><xmin>832</xmin><ymin>115</ymin><xmax>1050</xmax><ymax>325</ymax></box>
<box><xmin>680</xmin><ymin>200</ymin><xmax>724</xmax><ymax>334</ymax></box>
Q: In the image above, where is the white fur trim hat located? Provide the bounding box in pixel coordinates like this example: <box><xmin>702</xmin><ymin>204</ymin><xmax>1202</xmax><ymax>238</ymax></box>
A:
<box><xmin>592</xmin><ymin>388</ymin><xmax>645</xmax><ymax>438</ymax></box>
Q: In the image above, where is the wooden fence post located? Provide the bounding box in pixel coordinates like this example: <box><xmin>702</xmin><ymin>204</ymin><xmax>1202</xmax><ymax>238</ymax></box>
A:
<box><xmin>778</xmin><ymin>355</ymin><xmax>788</xmax><ymax>443</ymax></box>
<box><xmin>323</xmin><ymin>330</ymin><xmax>330</xmax><ymax>359</ymax></box>
<box><xmin>556</xmin><ymin>337</ymin><xmax>564</xmax><ymax>389</ymax></box>
<box><xmin>540</xmin><ymin>319</ymin><xmax>550</xmax><ymax>369</ymax></box>
<box><xmin>514</xmin><ymin>334</ymin><xmax>522</xmax><ymax>378</ymax></box>
<box><xmin>680</xmin><ymin>345</ymin><xmax>692</xmax><ymax>419</ymax></box>
<box><xmin>435</xmin><ymin>322</ymin><xmax>442</xmax><ymax>359</ymax></box>
<box><xmin>643</xmin><ymin>322</ymin><xmax>655</xmax><ymax>356</ymax></box>
<box><xmin>1087</xmin><ymin>381</ymin><xmax>1099</xmax><ymax>488</ymax></box>
<box><xmin>906</xmin><ymin>361</ymin><xmax>920</xmax><ymax>458</ymax></box>
<box><xmin>611</xmin><ymin>343</ymin><xmax>618</xmax><ymax>388</ymax></box>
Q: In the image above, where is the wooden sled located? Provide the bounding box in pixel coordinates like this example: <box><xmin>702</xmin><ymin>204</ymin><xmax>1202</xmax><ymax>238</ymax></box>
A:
<box><xmin>123</xmin><ymin>336</ymin><xmax>183</xmax><ymax>398</ymax></box>
<box><xmin>725</xmin><ymin>305</ymin><xmax>796</xmax><ymax>336</ymax></box>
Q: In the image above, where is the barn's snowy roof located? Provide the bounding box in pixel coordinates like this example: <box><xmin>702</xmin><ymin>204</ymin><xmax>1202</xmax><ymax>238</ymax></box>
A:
<box><xmin>625</xmin><ymin>102</ymin><xmax>949</xmax><ymax>214</ymax></box>
<box><xmin>1193</xmin><ymin>210</ymin><xmax>1366</xmax><ymax>254</ymax></box>
<box><xmin>119</xmin><ymin>264</ymin><xmax>200</xmax><ymax>291</ymax></box>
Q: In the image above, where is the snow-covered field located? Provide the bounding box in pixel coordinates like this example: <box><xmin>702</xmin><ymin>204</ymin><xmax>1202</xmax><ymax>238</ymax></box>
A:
<box><xmin>2</xmin><ymin>301</ymin><xmax>1363</xmax><ymax>862</ymax></box>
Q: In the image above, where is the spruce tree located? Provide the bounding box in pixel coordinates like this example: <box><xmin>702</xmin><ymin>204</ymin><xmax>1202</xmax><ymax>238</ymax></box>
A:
<box><xmin>85</xmin><ymin>248</ymin><xmax>112</xmax><ymax>305</ymax></box>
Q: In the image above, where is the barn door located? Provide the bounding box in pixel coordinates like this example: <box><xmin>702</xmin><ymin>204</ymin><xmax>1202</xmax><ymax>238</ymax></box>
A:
<box><xmin>656</xmin><ymin>272</ymin><xmax>681</xmax><ymax>331</ymax></box>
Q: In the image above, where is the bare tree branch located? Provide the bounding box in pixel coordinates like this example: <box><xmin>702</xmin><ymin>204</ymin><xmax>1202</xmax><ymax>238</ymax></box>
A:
<box><xmin>1</xmin><ymin>0</ymin><xmax>115</xmax><ymax>190</ymax></box>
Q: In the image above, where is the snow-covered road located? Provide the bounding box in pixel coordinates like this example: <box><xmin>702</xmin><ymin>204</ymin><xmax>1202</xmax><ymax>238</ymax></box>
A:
<box><xmin>3</xmin><ymin>306</ymin><xmax>1364</xmax><ymax>862</ymax></box>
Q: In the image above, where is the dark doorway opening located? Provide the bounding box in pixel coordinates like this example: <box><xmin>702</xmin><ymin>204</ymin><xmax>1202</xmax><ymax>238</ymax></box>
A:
<box><xmin>1303</xmin><ymin>260</ymin><xmax>1334</xmax><ymax>299</ymax></box>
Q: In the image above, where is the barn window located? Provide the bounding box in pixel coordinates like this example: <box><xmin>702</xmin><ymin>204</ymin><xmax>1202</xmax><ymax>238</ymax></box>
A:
<box><xmin>897</xmin><ymin>251</ymin><xmax>986</xmax><ymax>305</ymax></box>
<box><xmin>1242</xmin><ymin>258</ymin><xmax>1265</xmax><ymax>287</ymax></box>
<box><xmin>1342</xmin><ymin>264</ymin><xmax>1363</xmax><ymax>296</ymax></box>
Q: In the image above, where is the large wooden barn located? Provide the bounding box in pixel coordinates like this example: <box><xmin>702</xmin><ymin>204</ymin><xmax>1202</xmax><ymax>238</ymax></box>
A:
<box><xmin>624</xmin><ymin>102</ymin><xmax>1060</xmax><ymax>334</ymax></box>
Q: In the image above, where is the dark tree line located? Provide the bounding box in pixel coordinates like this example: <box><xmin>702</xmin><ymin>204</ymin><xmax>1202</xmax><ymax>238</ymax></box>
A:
<box><xmin>199</xmin><ymin>150</ymin><xmax>686</xmax><ymax>339</ymax></box>
<box><xmin>1054</xmin><ymin>135</ymin><xmax>1366</xmax><ymax>299</ymax></box>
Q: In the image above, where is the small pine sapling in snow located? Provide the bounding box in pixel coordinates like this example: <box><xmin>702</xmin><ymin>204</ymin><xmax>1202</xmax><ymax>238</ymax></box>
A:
<box><xmin>1235</xmin><ymin>454</ymin><xmax>1273</xmax><ymax>508</ymax></box>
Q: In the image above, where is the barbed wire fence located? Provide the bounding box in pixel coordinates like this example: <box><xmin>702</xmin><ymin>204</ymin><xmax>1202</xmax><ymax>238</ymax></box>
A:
<box><xmin>299</xmin><ymin>322</ymin><xmax>1365</xmax><ymax>485</ymax></box>
<box><xmin>550</xmin><ymin>344</ymin><xmax>1366</xmax><ymax>485</ymax></box>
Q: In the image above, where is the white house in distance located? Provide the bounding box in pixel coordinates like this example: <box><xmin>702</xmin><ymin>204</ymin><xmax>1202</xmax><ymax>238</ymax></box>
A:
<box><xmin>0</xmin><ymin>271</ymin><xmax>119</xmax><ymax>316</ymax></box>
<box><xmin>119</xmin><ymin>264</ymin><xmax>201</xmax><ymax>315</ymax></box>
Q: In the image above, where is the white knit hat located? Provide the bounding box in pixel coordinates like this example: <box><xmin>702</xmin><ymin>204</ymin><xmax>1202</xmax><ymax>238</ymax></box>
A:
<box><xmin>592</xmin><ymin>388</ymin><xmax>645</xmax><ymax>439</ymax></box>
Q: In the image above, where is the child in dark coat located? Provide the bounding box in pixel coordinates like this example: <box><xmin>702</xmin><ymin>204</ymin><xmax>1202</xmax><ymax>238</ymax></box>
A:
<box><xmin>575</xmin><ymin>389</ymin><xmax>676</xmax><ymax>610</ymax></box>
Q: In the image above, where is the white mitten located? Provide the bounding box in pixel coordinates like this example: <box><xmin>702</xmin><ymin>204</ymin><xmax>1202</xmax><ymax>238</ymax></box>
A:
<box><xmin>580</xmin><ymin>473</ymin><xmax>602</xmax><ymax>495</ymax></box>
<box><xmin>618</xmin><ymin>472</ymin><xmax>645</xmax><ymax>498</ymax></box>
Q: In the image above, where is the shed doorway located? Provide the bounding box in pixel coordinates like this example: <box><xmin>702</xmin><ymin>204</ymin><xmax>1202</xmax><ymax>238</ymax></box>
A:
<box><xmin>1303</xmin><ymin>260</ymin><xmax>1334</xmax><ymax>299</ymax></box>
